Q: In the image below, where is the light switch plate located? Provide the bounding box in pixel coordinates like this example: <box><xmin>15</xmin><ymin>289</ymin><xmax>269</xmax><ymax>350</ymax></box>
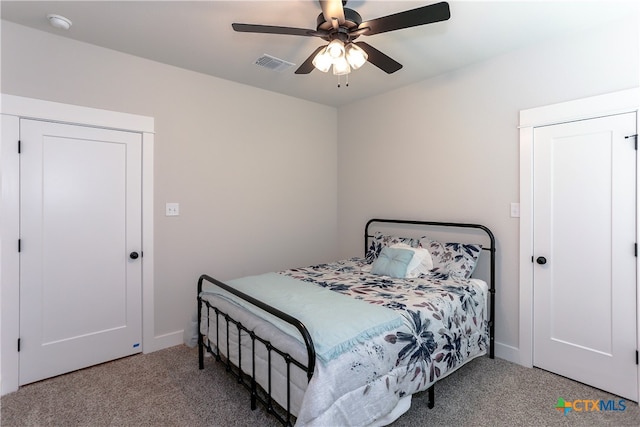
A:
<box><xmin>510</xmin><ymin>202</ymin><xmax>520</xmax><ymax>218</ymax></box>
<box><xmin>166</xmin><ymin>202</ymin><xmax>180</xmax><ymax>216</ymax></box>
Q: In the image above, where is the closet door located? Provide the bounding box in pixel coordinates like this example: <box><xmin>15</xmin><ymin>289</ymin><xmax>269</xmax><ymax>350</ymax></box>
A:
<box><xmin>19</xmin><ymin>119</ymin><xmax>143</xmax><ymax>385</ymax></box>
<box><xmin>532</xmin><ymin>112</ymin><xmax>637</xmax><ymax>400</ymax></box>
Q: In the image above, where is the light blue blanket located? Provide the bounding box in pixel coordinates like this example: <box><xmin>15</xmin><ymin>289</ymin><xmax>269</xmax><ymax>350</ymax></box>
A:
<box><xmin>200</xmin><ymin>272</ymin><xmax>403</xmax><ymax>364</ymax></box>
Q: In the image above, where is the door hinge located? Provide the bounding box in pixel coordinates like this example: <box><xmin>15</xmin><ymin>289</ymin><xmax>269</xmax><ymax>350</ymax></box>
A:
<box><xmin>18</xmin><ymin>239</ymin><xmax>21</xmax><ymax>253</ymax></box>
<box><xmin>18</xmin><ymin>140</ymin><xmax>21</xmax><ymax>153</ymax></box>
<box><xmin>18</xmin><ymin>338</ymin><xmax>21</xmax><ymax>352</ymax></box>
<box><xmin>636</xmin><ymin>350</ymin><xmax>638</xmax><ymax>365</ymax></box>
<box><xmin>635</xmin><ymin>243</ymin><xmax>638</xmax><ymax>257</ymax></box>
<box><xmin>625</xmin><ymin>134</ymin><xmax>638</xmax><ymax>150</ymax></box>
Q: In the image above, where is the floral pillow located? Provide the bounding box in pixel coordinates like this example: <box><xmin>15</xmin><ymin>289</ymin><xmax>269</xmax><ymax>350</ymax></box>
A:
<box><xmin>419</xmin><ymin>238</ymin><xmax>482</xmax><ymax>279</ymax></box>
<box><xmin>365</xmin><ymin>232</ymin><xmax>417</xmax><ymax>263</ymax></box>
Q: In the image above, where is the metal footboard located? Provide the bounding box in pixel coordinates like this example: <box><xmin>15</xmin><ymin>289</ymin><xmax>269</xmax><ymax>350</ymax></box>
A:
<box><xmin>197</xmin><ymin>274</ymin><xmax>315</xmax><ymax>426</ymax></box>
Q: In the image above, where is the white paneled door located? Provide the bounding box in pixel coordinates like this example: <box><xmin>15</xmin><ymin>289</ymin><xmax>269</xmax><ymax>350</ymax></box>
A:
<box><xmin>19</xmin><ymin>119</ymin><xmax>143</xmax><ymax>385</ymax></box>
<box><xmin>533</xmin><ymin>112</ymin><xmax>637</xmax><ymax>400</ymax></box>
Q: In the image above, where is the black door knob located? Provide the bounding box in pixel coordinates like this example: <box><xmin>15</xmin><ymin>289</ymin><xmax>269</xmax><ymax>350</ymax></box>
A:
<box><xmin>536</xmin><ymin>256</ymin><xmax>547</xmax><ymax>265</ymax></box>
<box><xmin>129</xmin><ymin>252</ymin><xmax>139</xmax><ymax>260</ymax></box>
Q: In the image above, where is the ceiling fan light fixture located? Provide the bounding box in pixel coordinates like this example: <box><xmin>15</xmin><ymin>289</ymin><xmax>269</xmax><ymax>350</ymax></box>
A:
<box><xmin>312</xmin><ymin>47</ymin><xmax>332</xmax><ymax>73</ymax></box>
<box><xmin>345</xmin><ymin>43</ymin><xmax>368</xmax><ymax>70</ymax></box>
<box><xmin>332</xmin><ymin>56</ymin><xmax>351</xmax><ymax>76</ymax></box>
<box><xmin>233</xmin><ymin>1</ymin><xmax>451</xmax><ymax>78</ymax></box>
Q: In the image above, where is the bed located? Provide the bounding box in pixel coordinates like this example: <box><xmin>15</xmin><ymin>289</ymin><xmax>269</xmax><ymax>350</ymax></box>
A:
<box><xmin>197</xmin><ymin>219</ymin><xmax>495</xmax><ymax>426</ymax></box>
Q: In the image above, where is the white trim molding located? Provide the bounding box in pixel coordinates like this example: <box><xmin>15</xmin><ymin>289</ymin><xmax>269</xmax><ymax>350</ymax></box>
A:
<box><xmin>1</xmin><ymin>95</ymin><xmax>154</xmax><ymax>133</ymax></box>
<box><xmin>153</xmin><ymin>330</ymin><xmax>185</xmax><ymax>351</ymax></box>
<box><xmin>1</xmin><ymin>114</ymin><xmax>21</xmax><ymax>396</ymax></box>
<box><xmin>518</xmin><ymin>88</ymin><xmax>640</xmax><ymax>377</ymax></box>
<box><xmin>519</xmin><ymin>88</ymin><xmax>640</xmax><ymax>129</ymax></box>
<box><xmin>494</xmin><ymin>342</ymin><xmax>521</xmax><ymax>365</ymax></box>
<box><xmin>0</xmin><ymin>94</ymin><xmax>155</xmax><ymax>395</ymax></box>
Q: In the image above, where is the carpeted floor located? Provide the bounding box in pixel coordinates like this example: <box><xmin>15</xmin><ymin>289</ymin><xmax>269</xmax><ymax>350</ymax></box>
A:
<box><xmin>1</xmin><ymin>345</ymin><xmax>638</xmax><ymax>426</ymax></box>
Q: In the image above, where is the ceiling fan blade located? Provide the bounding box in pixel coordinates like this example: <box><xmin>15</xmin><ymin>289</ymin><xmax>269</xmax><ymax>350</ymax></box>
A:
<box><xmin>232</xmin><ymin>23</ymin><xmax>317</xmax><ymax>37</ymax></box>
<box><xmin>319</xmin><ymin>0</ymin><xmax>345</xmax><ymax>25</ymax></box>
<box><xmin>354</xmin><ymin>42</ymin><xmax>402</xmax><ymax>74</ymax></box>
<box><xmin>295</xmin><ymin>46</ymin><xmax>326</xmax><ymax>74</ymax></box>
<box><xmin>359</xmin><ymin>1</ymin><xmax>450</xmax><ymax>36</ymax></box>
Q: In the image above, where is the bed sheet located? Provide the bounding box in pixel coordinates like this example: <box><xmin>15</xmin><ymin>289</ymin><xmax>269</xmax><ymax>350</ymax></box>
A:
<box><xmin>200</xmin><ymin>257</ymin><xmax>489</xmax><ymax>426</ymax></box>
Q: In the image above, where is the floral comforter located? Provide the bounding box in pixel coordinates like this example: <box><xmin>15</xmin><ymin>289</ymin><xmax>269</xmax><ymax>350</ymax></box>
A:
<box><xmin>280</xmin><ymin>257</ymin><xmax>489</xmax><ymax>426</ymax></box>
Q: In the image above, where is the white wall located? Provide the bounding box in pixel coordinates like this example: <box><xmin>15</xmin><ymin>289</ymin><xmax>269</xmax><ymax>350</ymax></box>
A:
<box><xmin>336</xmin><ymin>17</ymin><xmax>640</xmax><ymax>362</ymax></box>
<box><xmin>1</xmin><ymin>21</ymin><xmax>338</xmax><ymax>343</ymax></box>
<box><xmin>2</xmin><ymin>11</ymin><xmax>638</xmax><ymax>369</ymax></box>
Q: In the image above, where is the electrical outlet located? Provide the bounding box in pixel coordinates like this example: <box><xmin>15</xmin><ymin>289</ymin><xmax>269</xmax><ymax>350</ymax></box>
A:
<box><xmin>165</xmin><ymin>202</ymin><xmax>180</xmax><ymax>216</ymax></box>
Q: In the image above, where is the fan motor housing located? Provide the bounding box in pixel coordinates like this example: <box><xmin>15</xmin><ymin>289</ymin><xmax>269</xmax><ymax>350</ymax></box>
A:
<box><xmin>316</xmin><ymin>8</ymin><xmax>362</xmax><ymax>40</ymax></box>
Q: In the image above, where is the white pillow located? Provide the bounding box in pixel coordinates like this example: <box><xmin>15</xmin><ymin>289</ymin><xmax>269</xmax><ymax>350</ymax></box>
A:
<box><xmin>390</xmin><ymin>243</ymin><xmax>434</xmax><ymax>278</ymax></box>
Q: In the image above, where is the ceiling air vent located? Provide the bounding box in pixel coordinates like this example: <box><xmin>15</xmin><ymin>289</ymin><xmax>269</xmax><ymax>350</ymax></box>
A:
<box><xmin>254</xmin><ymin>54</ymin><xmax>295</xmax><ymax>72</ymax></box>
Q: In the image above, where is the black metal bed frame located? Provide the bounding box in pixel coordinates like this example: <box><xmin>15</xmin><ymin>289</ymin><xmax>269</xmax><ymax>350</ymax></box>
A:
<box><xmin>197</xmin><ymin>274</ymin><xmax>315</xmax><ymax>426</ymax></box>
<box><xmin>198</xmin><ymin>219</ymin><xmax>496</xmax><ymax>426</ymax></box>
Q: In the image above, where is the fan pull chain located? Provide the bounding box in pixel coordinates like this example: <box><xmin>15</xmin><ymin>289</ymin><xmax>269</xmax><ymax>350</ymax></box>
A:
<box><xmin>337</xmin><ymin>75</ymin><xmax>349</xmax><ymax>88</ymax></box>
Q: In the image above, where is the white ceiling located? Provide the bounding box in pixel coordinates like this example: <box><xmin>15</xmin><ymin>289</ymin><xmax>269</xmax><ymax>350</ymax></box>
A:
<box><xmin>2</xmin><ymin>1</ymin><xmax>638</xmax><ymax>106</ymax></box>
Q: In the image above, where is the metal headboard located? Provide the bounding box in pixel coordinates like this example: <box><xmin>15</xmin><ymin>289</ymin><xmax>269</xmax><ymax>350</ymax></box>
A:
<box><xmin>364</xmin><ymin>218</ymin><xmax>496</xmax><ymax>358</ymax></box>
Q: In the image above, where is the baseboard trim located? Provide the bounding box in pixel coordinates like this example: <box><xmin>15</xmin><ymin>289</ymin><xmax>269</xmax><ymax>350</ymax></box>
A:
<box><xmin>494</xmin><ymin>341</ymin><xmax>520</xmax><ymax>365</ymax></box>
<box><xmin>147</xmin><ymin>330</ymin><xmax>184</xmax><ymax>353</ymax></box>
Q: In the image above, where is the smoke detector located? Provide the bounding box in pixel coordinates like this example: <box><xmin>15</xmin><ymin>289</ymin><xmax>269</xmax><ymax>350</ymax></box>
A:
<box><xmin>47</xmin><ymin>14</ymin><xmax>72</xmax><ymax>30</ymax></box>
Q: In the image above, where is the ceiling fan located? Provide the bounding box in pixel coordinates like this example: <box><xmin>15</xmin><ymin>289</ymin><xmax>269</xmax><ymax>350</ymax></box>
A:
<box><xmin>232</xmin><ymin>0</ymin><xmax>450</xmax><ymax>76</ymax></box>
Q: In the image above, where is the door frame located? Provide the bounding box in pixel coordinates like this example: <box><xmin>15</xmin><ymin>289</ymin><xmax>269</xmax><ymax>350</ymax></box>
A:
<box><xmin>1</xmin><ymin>94</ymin><xmax>155</xmax><ymax>395</ymax></box>
<box><xmin>518</xmin><ymin>88</ymin><xmax>640</xmax><ymax>392</ymax></box>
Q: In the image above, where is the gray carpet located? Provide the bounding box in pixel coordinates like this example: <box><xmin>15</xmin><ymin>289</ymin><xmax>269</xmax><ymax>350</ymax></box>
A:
<box><xmin>1</xmin><ymin>345</ymin><xmax>638</xmax><ymax>426</ymax></box>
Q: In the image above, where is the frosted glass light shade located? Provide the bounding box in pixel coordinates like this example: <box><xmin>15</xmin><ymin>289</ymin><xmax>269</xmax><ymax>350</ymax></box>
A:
<box><xmin>345</xmin><ymin>43</ymin><xmax>368</xmax><ymax>70</ymax></box>
<box><xmin>326</xmin><ymin>39</ymin><xmax>345</xmax><ymax>59</ymax></box>
<box><xmin>312</xmin><ymin>48</ymin><xmax>332</xmax><ymax>73</ymax></box>
<box><xmin>332</xmin><ymin>57</ymin><xmax>351</xmax><ymax>76</ymax></box>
